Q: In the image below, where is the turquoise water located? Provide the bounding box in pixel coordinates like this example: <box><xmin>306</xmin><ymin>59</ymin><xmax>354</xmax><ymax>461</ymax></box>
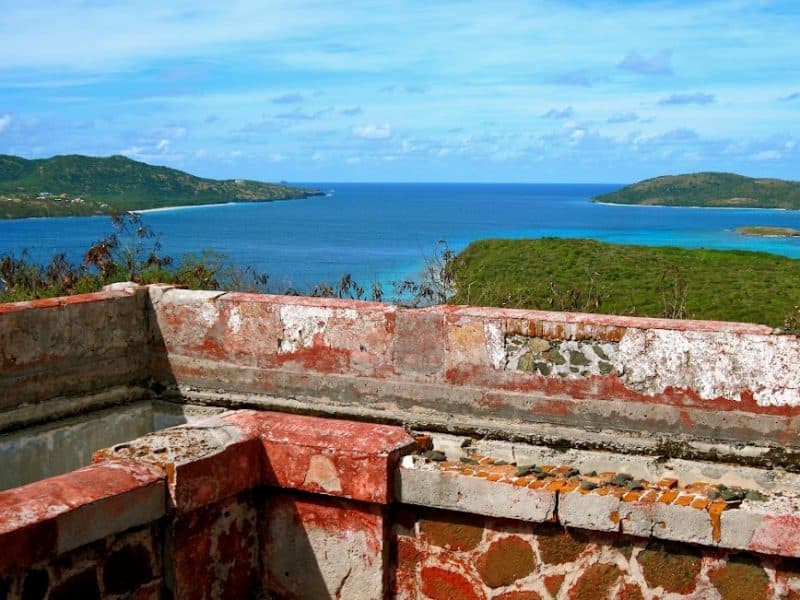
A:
<box><xmin>2</xmin><ymin>182</ymin><xmax>800</xmax><ymax>292</ymax></box>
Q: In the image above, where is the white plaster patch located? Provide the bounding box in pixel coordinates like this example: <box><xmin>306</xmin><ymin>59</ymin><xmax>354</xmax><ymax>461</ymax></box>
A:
<box><xmin>617</xmin><ymin>329</ymin><xmax>800</xmax><ymax>407</ymax></box>
<box><xmin>197</xmin><ymin>302</ymin><xmax>220</xmax><ymax>327</ymax></box>
<box><xmin>303</xmin><ymin>454</ymin><xmax>343</xmax><ymax>493</ymax></box>
<box><xmin>484</xmin><ymin>322</ymin><xmax>505</xmax><ymax>369</ymax></box>
<box><xmin>340</xmin><ymin>308</ymin><xmax>359</xmax><ymax>320</ymax></box>
<box><xmin>228</xmin><ymin>305</ymin><xmax>242</xmax><ymax>334</ymax></box>
<box><xmin>278</xmin><ymin>305</ymin><xmax>332</xmax><ymax>353</ymax></box>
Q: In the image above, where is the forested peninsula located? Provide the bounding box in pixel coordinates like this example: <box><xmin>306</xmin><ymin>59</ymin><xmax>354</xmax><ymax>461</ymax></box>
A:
<box><xmin>0</xmin><ymin>154</ymin><xmax>322</xmax><ymax>218</ymax></box>
<box><xmin>593</xmin><ymin>172</ymin><xmax>800</xmax><ymax>210</ymax></box>
<box><xmin>449</xmin><ymin>237</ymin><xmax>800</xmax><ymax>327</ymax></box>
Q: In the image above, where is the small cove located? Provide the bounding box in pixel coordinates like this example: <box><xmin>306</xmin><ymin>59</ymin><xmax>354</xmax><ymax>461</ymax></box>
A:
<box><xmin>2</xmin><ymin>182</ymin><xmax>800</xmax><ymax>294</ymax></box>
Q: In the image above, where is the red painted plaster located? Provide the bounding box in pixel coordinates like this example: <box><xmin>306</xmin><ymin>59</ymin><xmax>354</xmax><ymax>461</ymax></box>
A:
<box><xmin>749</xmin><ymin>515</ymin><xmax>800</xmax><ymax>556</ymax></box>
<box><xmin>222</xmin><ymin>410</ymin><xmax>416</xmax><ymax>504</ymax></box>
<box><xmin>0</xmin><ymin>460</ymin><xmax>164</xmax><ymax>574</ymax></box>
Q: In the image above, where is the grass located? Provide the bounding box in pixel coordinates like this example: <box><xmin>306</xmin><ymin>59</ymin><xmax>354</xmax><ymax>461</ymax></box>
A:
<box><xmin>449</xmin><ymin>238</ymin><xmax>800</xmax><ymax>327</ymax></box>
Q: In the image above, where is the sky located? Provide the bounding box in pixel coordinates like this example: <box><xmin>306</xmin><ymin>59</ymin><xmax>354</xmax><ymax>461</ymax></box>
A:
<box><xmin>0</xmin><ymin>1</ymin><xmax>798</xmax><ymax>183</ymax></box>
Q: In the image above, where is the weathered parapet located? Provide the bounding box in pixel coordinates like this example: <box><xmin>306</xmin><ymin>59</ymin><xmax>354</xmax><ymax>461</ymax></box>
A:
<box><xmin>0</xmin><ymin>459</ymin><xmax>166</xmax><ymax>598</ymax></box>
<box><xmin>0</xmin><ymin>410</ymin><xmax>416</xmax><ymax>599</ymax></box>
<box><xmin>7</xmin><ymin>288</ymin><xmax>800</xmax><ymax>597</ymax></box>
<box><xmin>6</xmin><ymin>410</ymin><xmax>800</xmax><ymax>599</ymax></box>
<box><xmin>0</xmin><ymin>285</ymin><xmax>151</xmax><ymax>432</ymax></box>
<box><xmin>147</xmin><ymin>287</ymin><xmax>800</xmax><ymax>461</ymax></box>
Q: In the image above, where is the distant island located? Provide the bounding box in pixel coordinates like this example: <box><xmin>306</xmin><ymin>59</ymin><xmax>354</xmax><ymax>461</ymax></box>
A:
<box><xmin>593</xmin><ymin>172</ymin><xmax>800</xmax><ymax>210</ymax></box>
<box><xmin>736</xmin><ymin>226</ymin><xmax>800</xmax><ymax>237</ymax></box>
<box><xmin>0</xmin><ymin>154</ymin><xmax>322</xmax><ymax>219</ymax></box>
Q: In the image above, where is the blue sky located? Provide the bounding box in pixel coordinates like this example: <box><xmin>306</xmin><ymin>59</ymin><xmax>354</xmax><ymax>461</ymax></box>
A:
<box><xmin>1</xmin><ymin>1</ymin><xmax>798</xmax><ymax>183</ymax></box>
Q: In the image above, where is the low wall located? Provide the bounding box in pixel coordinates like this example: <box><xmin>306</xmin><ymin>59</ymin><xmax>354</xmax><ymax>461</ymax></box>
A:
<box><xmin>149</xmin><ymin>287</ymin><xmax>800</xmax><ymax>465</ymax></box>
<box><xmin>3</xmin><ymin>410</ymin><xmax>800</xmax><ymax>599</ymax></box>
<box><xmin>0</xmin><ymin>411</ymin><xmax>416</xmax><ymax>599</ymax></box>
<box><xmin>0</xmin><ymin>401</ymin><xmax>225</xmax><ymax>491</ymax></box>
<box><xmin>0</xmin><ymin>285</ymin><xmax>150</xmax><ymax>432</ymax></box>
<box><xmin>4</xmin><ymin>286</ymin><xmax>800</xmax><ymax>599</ymax></box>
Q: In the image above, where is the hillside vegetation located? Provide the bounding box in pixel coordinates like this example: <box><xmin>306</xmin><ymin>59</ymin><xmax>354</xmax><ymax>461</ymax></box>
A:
<box><xmin>449</xmin><ymin>238</ymin><xmax>800</xmax><ymax>327</ymax></box>
<box><xmin>0</xmin><ymin>154</ymin><xmax>321</xmax><ymax>218</ymax></box>
<box><xmin>594</xmin><ymin>172</ymin><xmax>800</xmax><ymax>209</ymax></box>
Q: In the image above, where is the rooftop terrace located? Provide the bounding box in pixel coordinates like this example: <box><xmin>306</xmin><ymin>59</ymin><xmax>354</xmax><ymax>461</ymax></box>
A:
<box><xmin>3</xmin><ymin>284</ymin><xmax>800</xmax><ymax>598</ymax></box>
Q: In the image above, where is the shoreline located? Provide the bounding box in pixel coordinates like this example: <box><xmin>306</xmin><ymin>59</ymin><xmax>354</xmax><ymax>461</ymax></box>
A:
<box><xmin>132</xmin><ymin>202</ymin><xmax>238</xmax><ymax>214</ymax></box>
<box><xmin>593</xmin><ymin>200</ymin><xmax>789</xmax><ymax>211</ymax></box>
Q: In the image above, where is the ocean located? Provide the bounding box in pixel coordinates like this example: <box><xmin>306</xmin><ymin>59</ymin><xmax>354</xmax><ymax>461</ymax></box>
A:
<box><xmin>2</xmin><ymin>182</ymin><xmax>800</xmax><ymax>294</ymax></box>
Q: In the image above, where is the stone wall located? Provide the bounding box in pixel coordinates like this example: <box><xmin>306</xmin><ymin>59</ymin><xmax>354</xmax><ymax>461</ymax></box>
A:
<box><xmin>4</xmin><ymin>287</ymin><xmax>800</xmax><ymax>599</ymax></box>
<box><xmin>148</xmin><ymin>287</ymin><xmax>800</xmax><ymax>465</ymax></box>
<box><xmin>4</xmin><ymin>408</ymin><xmax>800</xmax><ymax>599</ymax></box>
<box><xmin>0</xmin><ymin>286</ymin><xmax>150</xmax><ymax>432</ymax></box>
<box><xmin>392</xmin><ymin>506</ymin><xmax>800</xmax><ymax>599</ymax></box>
<box><xmin>0</xmin><ymin>410</ymin><xmax>417</xmax><ymax>600</ymax></box>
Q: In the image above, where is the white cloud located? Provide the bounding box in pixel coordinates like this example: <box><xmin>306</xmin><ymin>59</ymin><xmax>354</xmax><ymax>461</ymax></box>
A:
<box><xmin>607</xmin><ymin>112</ymin><xmax>638</xmax><ymax>124</ymax></box>
<box><xmin>542</xmin><ymin>107</ymin><xmax>573</xmax><ymax>120</ymax></box>
<box><xmin>658</xmin><ymin>92</ymin><xmax>715</xmax><ymax>106</ymax></box>
<box><xmin>353</xmin><ymin>123</ymin><xmax>392</xmax><ymax>140</ymax></box>
<box><xmin>618</xmin><ymin>50</ymin><xmax>673</xmax><ymax>75</ymax></box>
<box><xmin>0</xmin><ymin>114</ymin><xmax>11</xmax><ymax>134</ymax></box>
<box><xmin>119</xmin><ymin>145</ymin><xmax>145</xmax><ymax>158</ymax></box>
<box><xmin>569</xmin><ymin>129</ymin><xmax>586</xmax><ymax>145</ymax></box>
<box><xmin>751</xmin><ymin>150</ymin><xmax>782</xmax><ymax>161</ymax></box>
<box><xmin>156</xmin><ymin>139</ymin><xmax>170</xmax><ymax>151</ymax></box>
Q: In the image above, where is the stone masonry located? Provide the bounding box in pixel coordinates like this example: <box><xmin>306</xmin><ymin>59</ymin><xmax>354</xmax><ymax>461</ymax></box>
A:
<box><xmin>3</xmin><ymin>285</ymin><xmax>800</xmax><ymax>598</ymax></box>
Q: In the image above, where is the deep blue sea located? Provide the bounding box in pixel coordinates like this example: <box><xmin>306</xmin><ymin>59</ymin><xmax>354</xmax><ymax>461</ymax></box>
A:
<box><xmin>2</xmin><ymin>182</ymin><xmax>800</xmax><ymax>293</ymax></box>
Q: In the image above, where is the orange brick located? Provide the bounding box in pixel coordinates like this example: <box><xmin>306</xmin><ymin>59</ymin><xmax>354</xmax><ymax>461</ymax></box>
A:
<box><xmin>709</xmin><ymin>500</ymin><xmax>729</xmax><ymax>514</ymax></box>
<box><xmin>546</xmin><ymin>480</ymin><xmax>566</xmax><ymax>492</ymax></box>
<box><xmin>415</xmin><ymin>435</ymin><xmax>433</xmax><ymax>451</ymax></box>
<box><xmin>486</xmin><ymin>473</ymin><xmax>502</xmax><ymax>482</ymax></box>
<box><xmin>513</xmin><ymin>477</ymin><xmax>531</xmax><ymax>487</ymax></box>
<box><xmin>639</xmin><ymin>490</ymin><xmax>659</xmax><ymax>503</ymax></box>
<box><xmin>623</xmin><ymin>491</ymin><xmax>643</xmax><ymax>502</ymax></box>
<box><xmin>675</xmin><ymin>494</ymin><xmax>693</xmax><ymax>506</ymax></box>
<box><xmin>542</xmin><ymin>465</ymin><xmax>555</xmax><ymax>473</ymax></box>
<box><xmin>658</xmin><ymin>477</ymin><xmax>679</xmax><ymax>489</ymax></box>
<box><xmin>659</xmin><ymin>489</ymin><xmax>679</xmax><ymax>504</ymax></box>
<box><xmin>553</xmin><ymin>466</ymin><xmax>572</xmax><ymax>474</ymax></box>
<box><xmin>709</xmin><ymin>500</ymin><xmax>728</xmax><ymax>543</ymax></box>
<box><xmin>687</xmin><ymin>481</ymin><xmax>710</xmax><ymax>491</ymax></box>
<box><xmin>596</xmin><ymin>487</ymin><xmax>610</xmax><ymax>496</ymax></box>
<box><xmin>691</xmin><ymin>497</ymin><xmax>710</xmax><ymax>510</ymax></box>
<box><xmin>529</xmin><ymin>479</ymin><xmax>546</xmax><ymax>489</ymax></box>
<box><xmin>561</xmin><ymin>481</ymin><xmax>580</xmax><ymax>493</ymax></box>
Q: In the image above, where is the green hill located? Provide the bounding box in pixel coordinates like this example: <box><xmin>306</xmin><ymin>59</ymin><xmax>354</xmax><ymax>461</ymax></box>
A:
<box><xmin>0</xmin><ymin>154</ymin><xmax>322</xmax><ymax>218</ymax></box>
<box><xmin>593</xmin><ymin>172</ymin><xmax>800</xmax><ymax>209</ymax></box>
<box><xmin>449</xmin><ymin>237</ymin><xmax>800</xmax><ymax>326</ymax></box>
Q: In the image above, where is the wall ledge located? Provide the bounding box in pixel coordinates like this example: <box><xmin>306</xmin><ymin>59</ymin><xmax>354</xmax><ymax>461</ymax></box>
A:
<box><xmin>397</xmin><ymin>452</ymin><xmax>800</xmax><ymax>558</ymax></box>
<box><xmin>0</xmin><ymin>459</ymin><xmax>165</xmax><ymax>575</ymax></box>
<box><xmin>95</xmin><ymin>410</ymin><xmax>417</xmax><ymax>511</ymax></box>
